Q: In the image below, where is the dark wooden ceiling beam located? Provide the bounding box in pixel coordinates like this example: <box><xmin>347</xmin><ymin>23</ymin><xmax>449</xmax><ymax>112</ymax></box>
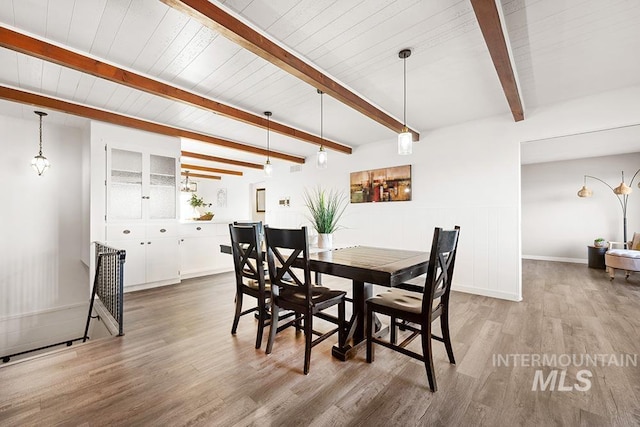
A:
<box><xmin>0</xmin><ymin>26</ymin><xmax>351</xmax><ymax>154</ymax></box>
<box><xmin>181</xmin><ymin>171</ymin><xmax>221</xmax><ymax>180</ymax></box>
<box><xmin>181</xmin><ymin>151</ymin><xmax>263</xmax><ymax>170</ymax></box>
<box><xmin>0</xmin><ymin>85</ymin><xmax>305</xmax><ymax>164</ymax></box>
<box><xmin>160</xmin><ymin>0</ymin><xmax>420</xmax><ymax>141</ymax></box>
<box><xmin>181</xmin><ymin>163</ymin><xmax>242</xmax><ymax>176</ymax></box>
<box><xmin>470</xmin><ymin>0</ymin><xmax>524</xmax><ymax>121</ymax></box>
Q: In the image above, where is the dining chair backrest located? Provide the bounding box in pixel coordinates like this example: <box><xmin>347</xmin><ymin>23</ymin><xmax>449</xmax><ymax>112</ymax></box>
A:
<box><xmin>264</xmin><ymin>226</ymin><xmax>312</xmax><ymax>303</ymax></box>
<box><xmin>422</xmin><ymin>226</ymin><xmax>460</xmax><ymax>318</ymax></box>
<box><xmin>233</xmin><ymin>221</ymin><xmax>264</xmax><ymax>243</ymax></box>
<box><xmin>229</xmin><ymin>224</ymin><xmax>265</xmax><ymax>288</ymax></box>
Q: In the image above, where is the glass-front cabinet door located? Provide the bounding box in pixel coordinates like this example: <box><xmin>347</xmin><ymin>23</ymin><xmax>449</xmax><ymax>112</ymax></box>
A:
<box><xmin>149</xmin><ymin>154</ymin><xmax>176</xmax><ymax>219</ymax></box>
<box><xmin>109</xmin><ymin>149</ymin><xmax>143</xmax><ymax>220</ymax></box>
<box><xmin>107</xmin><ymin>147</ymin><xmax>177</xmax><ymax>222</ymax></box>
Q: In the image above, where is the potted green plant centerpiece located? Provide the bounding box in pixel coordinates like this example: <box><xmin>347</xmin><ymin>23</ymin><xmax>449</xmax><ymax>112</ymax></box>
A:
<box><xmin>594</xmin><ymin>237</ymin><xmax>607</xmax><ymax>248</ymax></box>
<box><xmin>302</xmin><ymin>186</ymin><xmax>348</xmax><ymax>249</ymax></box>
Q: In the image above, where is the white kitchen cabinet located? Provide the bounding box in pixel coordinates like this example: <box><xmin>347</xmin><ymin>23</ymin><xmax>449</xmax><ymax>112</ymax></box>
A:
<box><xmin>105</xmin><ymin>143</ymin><xmax>180</xmax><ymax>290</ymax></box>
<box><xmin>106</xmin><ymin>224</ymin><xmax>180</xmax><ymax>289</ymax></box>
<box><xmin>179</xmin><ymin>222</ymin><xmax>233</xmax><ymax>279</ymax></box>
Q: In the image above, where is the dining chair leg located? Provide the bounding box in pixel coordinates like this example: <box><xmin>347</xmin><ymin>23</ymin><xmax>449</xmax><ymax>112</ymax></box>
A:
<box><xmin>366</xmin><ymin>305</ymin><xmax>374</xmax><ymax>363</ymax></box>
<box><xmin>390</xmin><ymin>316</ymin><xmax>397</xmax><ymax>345</ymax></box>
<box><xmin>295</xmin><ymin>313</ymin><xmax>303</xmax><ymax>332</ymax></box>
<box><xmin>338</xmin><ymin>300</ymin><xmax>345</xmax><ymax>346</ymax></box>
<box><xmin>255</xmin><ymin>297</ymin><xmax>266</xmax><ymax>349</ymax></box>
<box><xmin>441</xmin><ymin>309</ymin><xmax>455</xmax><ymax>364</ymax></box>
<box><xmin>231</xmin><ymin>291</ymin><xmax>243</xmax><ymax>335</ymax></box>
<box><xmin>266</xmin><ymin>302</ymin><xmax>279</xmax><ymax>355</ymax></box>
<box><xmin>421</xmin><ymin>323</ymin><xmax>437</xmax><ymax>392</ymax></box>
<box><xmin>303</xmin><ymin>310</ymin><xmax>313</xmax><ymax>375</ymax></box>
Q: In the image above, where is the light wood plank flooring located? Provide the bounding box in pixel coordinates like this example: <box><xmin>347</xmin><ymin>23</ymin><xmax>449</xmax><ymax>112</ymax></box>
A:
<box><xmin>1</xmin><ymin>260</ymin><xmax>639</xmax><ymax>426</ymax></box>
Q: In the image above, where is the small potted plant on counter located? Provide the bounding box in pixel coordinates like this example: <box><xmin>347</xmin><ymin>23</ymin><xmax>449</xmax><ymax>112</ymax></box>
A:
<box><xmin>190</xmin><ymin>193</ymin><xmax>213</xmax><ymax>220</ymax></box>
<box><xmin>594</xmin><ymin>238</ymin><xmax>607</xmax><ymax>248</ymax></box>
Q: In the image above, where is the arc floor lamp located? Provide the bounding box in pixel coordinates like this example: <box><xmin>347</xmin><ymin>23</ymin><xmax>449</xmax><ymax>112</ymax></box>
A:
<box><xmin>578</xmin><ymin>169</ymin><xmax>640</xmax><ymax>245</ymax></box>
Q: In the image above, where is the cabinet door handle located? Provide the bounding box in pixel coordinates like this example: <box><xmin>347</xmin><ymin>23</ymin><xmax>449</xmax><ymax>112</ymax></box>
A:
<box><xmin>148</xmin><ymin>241</ymin><xmax>151</xmax><ymax>244</ymax></box>
<box><xmin>123</xmin><ymin>229</ymin><xmax>130</xmax><ymax>234</ymax></box>
<box><xmin>196</xmin><ymin>227</ymin><xmax>202</xmax><ymax>231</ymax></box>
<box><xmin>180</xmin><ymin>239</ymin><xmax>184</xmax><ymax>242</ymax></box>
<box><xmin>140</xmin><ymin>242</ymin><xmax>145</xmax><ymax>245</ymax></box>
<box><xmin>160</xmin><ymin>228</ymin><xmax>166</xmax><ymax>233</ymax></box>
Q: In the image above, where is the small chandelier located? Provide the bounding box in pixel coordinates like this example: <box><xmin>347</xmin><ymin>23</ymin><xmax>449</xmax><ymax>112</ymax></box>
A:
<box><xmin>264</xmin><ymin>111</ymin><xmax>273</xmax><ymax>177</ymax></box>
<box><xmin>181</xmin><ymin>170</ymin><xmax>197</xmax><ymax>192</ymax></box>
<box><xmin>31</xmin><ymin>111</ymin><xmax>50</xmax><ymax>175</ymax></box>
<box><xmin>317</xmin><ymin>89</ymin><xmax>327</xmax><ymax>169</ymax></box>
<box><xmin>397</xmin><ymin>49</ymin><xmax>412</xmax><ymax>155</ymax></box>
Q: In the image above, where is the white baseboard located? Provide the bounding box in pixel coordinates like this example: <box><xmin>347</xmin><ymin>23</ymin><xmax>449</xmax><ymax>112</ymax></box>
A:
<box><xmin>124</xmin><ymin>278</ymin><xmax>181</xmax><ymax>293</ymax></box>
<box><xmin>452</xmin><ymin>284</ymin><xmax>522</xmax><ymax>302</ymax></box>
<box><xmin>180</xmin><ymin>267</ymin><xmax>234</xmax><ymax>280</ymax></box>
<box><xmin>522</xmin><ymin>255</ymin><xmax>587</xmax><ymax>264</ymax></box>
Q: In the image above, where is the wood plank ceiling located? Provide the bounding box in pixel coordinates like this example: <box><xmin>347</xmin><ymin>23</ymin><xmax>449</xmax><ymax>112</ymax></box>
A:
<box><xmin>0</xmin><ymin>0</ymin><xmax>639</xmax><ymax>171</ymax></box>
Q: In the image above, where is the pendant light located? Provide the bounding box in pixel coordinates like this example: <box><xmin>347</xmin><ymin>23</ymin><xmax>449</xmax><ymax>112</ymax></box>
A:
<box><xmin>181</xmin><ymin>170</ymin><xmax>197</xmax><ymax>192</ymax></box>
<box><xmin>31</xmin><ymin>111</ymin><xmax>50</xmax><ymax>175</ymax></box>
<box><xmin>316</xmin><ymin>89</ymin><xmax>328</xmax><ymax>169</ymax></box>
<box><xmin>397</xmin><ymin>49</ymin><xmax>412</xmax><ymax>155</ymax></box>
<box><xmin>264</xmin><ymin>111</ymin><xmax>273</xmax><ymax>177</ymax></box>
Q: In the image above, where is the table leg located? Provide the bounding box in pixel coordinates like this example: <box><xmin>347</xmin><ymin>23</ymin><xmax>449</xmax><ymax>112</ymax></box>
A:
<box><xmin>331</xmin><ymin>280</ymin><xmax>373</xmax><ymax>360</ymax></box>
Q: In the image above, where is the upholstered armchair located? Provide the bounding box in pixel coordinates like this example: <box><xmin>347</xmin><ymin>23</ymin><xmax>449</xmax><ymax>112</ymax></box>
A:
<box><xmin>605</xmin><ymin>232</ymin><xmax>640</xmax><ymax>280</ymax></box>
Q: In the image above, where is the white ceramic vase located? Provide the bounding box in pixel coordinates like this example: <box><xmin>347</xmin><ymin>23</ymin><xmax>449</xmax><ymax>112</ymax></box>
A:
<box><xmin>317</xmin><ymin>233</ymin><xmax>333</xmax><ymax>249</ymax></box>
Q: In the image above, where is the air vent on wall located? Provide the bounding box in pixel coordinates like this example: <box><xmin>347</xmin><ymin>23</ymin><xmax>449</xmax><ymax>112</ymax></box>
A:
<box><xmin>290</xmin><ymin>165</ymin><xmax>301</xmax><ymax>173</ymax></box>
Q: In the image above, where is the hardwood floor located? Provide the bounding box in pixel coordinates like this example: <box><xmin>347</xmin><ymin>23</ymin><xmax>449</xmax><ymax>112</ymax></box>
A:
<box><xmin>1</xmin><ymin>260</ymin><xmax>639</xmax><ymax>426</ymax></box>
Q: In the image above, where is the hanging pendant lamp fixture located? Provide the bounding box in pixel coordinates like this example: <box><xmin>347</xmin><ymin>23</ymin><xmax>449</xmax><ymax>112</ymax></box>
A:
<box><xmin>264</xmin><ymin>111</ymin><xmax>273</xmax><ymax>177</ymax></box>
<box><xmin>397</xmin><ymin>49</ymin><xmax>412</xmax><ymax>155</ymax></box>
<box><xmin>316</xmin><ymin>89</ymin><xmax>328</xmax><ymax>169</ymax></box>
<box><xmin>31</xmin><ymin>111</ymin><xmax>50</xmax><ymax>175</ymax></box>
<box><xmin>181</xmin><ymin>170</ymin><xmax>197</xmax><ymax>192</ymax></box>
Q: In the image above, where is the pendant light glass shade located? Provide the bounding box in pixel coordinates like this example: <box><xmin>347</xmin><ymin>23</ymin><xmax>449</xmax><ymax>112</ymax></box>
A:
<box><xmin>264</xmin><ymin>111</ymin><xmax>273</xmax><ymax>177</ymax></box>
<box><xmin>32</xmin><ymin>111</ymin><xmax>50</xmax><ymax>175</ymax></box>
<box><xmin>316</xmin><ymin>89</ymin><xmax>328</xmax><ymax>169</ymax></box>
<box><xmin>317</xmin><ymin>146</ymin><xmax>328</xmax><ymax>169</ymax></box>
<box><xmin>397</xmin><ymin>49</ymin><xmax>412</xmax><ymax>155</ymax></box>
<box><xmin>398</xmin><ymin>127</ymin><xmax>412</xmax><ymax>155</ymax></box>
<box><xmin>264</xmin><ymin>159</ymin><xmax>273</xmax><ymax>177</ymax></box>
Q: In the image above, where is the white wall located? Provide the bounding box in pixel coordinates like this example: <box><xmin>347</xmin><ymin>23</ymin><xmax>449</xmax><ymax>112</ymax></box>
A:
<box><xmin>265</xmin><ymin>115</ymin><xmax>522</xmax><ymax>301</ymax></box>
<box><xmin>264</xmin><ymin>84</ymin><xmax>640</xmax><ymax>302</ymax></box>
<box><xmin>0</xmin><ymin>114</ymin><xmax>88</xmax><ymax>356</ymax></box>
<box><xmin>179</xmin><ymin>174</ymin><xmax>253</xmax><ymax>222</ymax></box>
<box><xmin>522</xmin><ymin>153</ymin><xmax>640</xmax><ymax>261</ymax></box>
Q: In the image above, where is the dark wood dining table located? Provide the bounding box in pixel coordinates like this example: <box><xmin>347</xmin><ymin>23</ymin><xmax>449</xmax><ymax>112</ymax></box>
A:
<box><xmin>304</xmin><ymin>246</ymin><xmax>429</xmax><ymax>360</ymax></box>
<box><xmin>220</xmin><ymin>244</ymin><xmax>429</xmax><ymax>360</ymax></box>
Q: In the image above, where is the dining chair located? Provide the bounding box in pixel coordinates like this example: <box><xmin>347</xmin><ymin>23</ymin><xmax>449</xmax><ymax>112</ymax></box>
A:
<box><xmin>228</xmin><ymin>223</ymin><xmax>271</xmax><ymax>349</ymax></box>
<box><xmin>366</xmin><ymin>226</ymin><xmax>460</xmax><ymax>391</ymax></box>
<box><xmin>264</xmin><ymin>226</ymin><xmax>346</xmax><ymax>375</ymax></box>
<box><xmin>233</xmin><ymin>221</ymin><xmax>264</xmax><ymax>240</ymax></box>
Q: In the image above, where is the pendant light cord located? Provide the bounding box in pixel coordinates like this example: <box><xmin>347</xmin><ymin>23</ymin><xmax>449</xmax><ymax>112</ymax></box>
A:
<box><xmin>403</xmin><ymin>54</ymin><xmax>407</xmax><ymax>128</ymax></box>
<box><xmin>266</xmin><ymin>114</ymin><xmax>270</xmax><ymax>161</ymax></box>
<box><xmin>320</xmin><ymin>90</ymin><xmax>324</xmax><ymax>143</ymax></box>
<box><xmin>38</xmin><ymin>114</ymin><xmax>43</xmax><ymax>156</ymax></box>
